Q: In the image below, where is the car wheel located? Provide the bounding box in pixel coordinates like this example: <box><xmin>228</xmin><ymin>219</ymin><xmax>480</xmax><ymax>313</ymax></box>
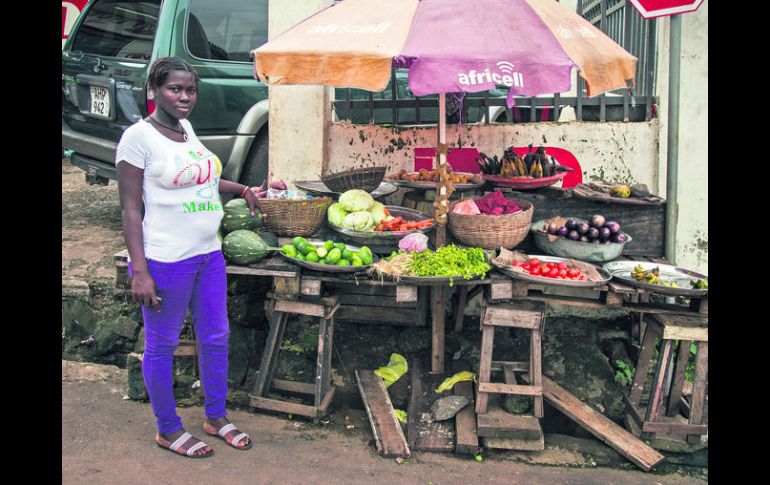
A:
<box><xmin>239</xmin><ymin>127</ymin><xmax>269</xmax><ymax>188</ymax></box>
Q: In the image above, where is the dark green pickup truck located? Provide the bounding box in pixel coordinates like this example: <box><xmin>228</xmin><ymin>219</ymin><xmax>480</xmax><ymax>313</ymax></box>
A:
<box><xmin>62</xmin><ymin>0</ymin><xmax>506</xmax><ymax>186</ymax></box>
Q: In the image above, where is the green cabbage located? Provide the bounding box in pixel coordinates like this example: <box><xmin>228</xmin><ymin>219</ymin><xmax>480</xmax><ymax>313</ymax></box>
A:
<box><xmin>327</xmin><ymin>203</ymin><xmax>348</xmax><ymax>227</ymax></box>
<box><xmin>343</xmin><ymin>211</ymin><xmax>374</xmax><ymax>230</ymax></box>
<box><xmin>369</xmin><ymin>201</ymin><xmax>386</xmax><ymax>224</ymax></box>
<box><xmin>339</xmin><ymin>189</ymin><xmax>374</xmax><ymax>212</ymax></box>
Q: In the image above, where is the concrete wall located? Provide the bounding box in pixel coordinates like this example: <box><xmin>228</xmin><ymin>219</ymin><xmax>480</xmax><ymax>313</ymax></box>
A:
<box><xmin>267</xmin><ymin>0</ymin><xmax>334</xmax><ymax>187</ymax></box>
<box><xmin>327</xmin><ymin>120</ymin><xmax>660</xmax><ymax>189</ymax></box>
<box><xmin>655</xmin><ymin>1</ymin><xmax>708</xmax><ymax>273</ymax></box>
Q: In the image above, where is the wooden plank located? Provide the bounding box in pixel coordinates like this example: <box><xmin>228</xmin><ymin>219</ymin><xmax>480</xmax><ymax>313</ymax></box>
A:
<box><xmin>339</xmin><ymin>293</ymin><xmax>416</xmax><ymax>308</ymax></box>
<box><xmin>416</xmin><ymin>286</ymin><xmax>430</xmax><ymax>327</ymax></box>
<box><xmin>226</xmin><ymin>265</ymin><xmax>297</xmax><ymax>278</ymax></box>
<box><xmin>477</xmin><ymin>407</ymin><xmax>543</xmax><ymax>440</ymax></box>
<box><xmin>300</xmin><ymin>277</ymin><xmax>322</xmax><ymax>297</ymax></box>
<box><xmin>249</xmin><ymin>396</ymin><xmax>319</xmax><ymax>418</ymax></box>
<box><xmin>482</xmin><ymin>301</ymin><xmax>544</xmax><ymax>329</ymax></box>
<box><xmin>414</xmin><ymin>413</ymin><xmax>456</xmax><ymax>452</ymax></box>
<box><xmin>476</xmin><ymin>324</ymin><xmax>495</xmax><ymax>414</ymax></box>
<box><xmin>315</xmin><ymin>317</ymin><xmax>330</xmax><ymax>407</ymax></box>
<box><xmin>477</xmin><ymin>383</ymin><xmax>542</xmax><ymax>396</ymax></box>
<box><xmin>484</xmin><ymin>435</ymin><xmax>545</xmax><ymax>451</ymax></box>
<box><xmin>531</xmin><ymin>327</ymin><xmax>544</xmax><ymax>418</ymax></box>
<box><xmin>173</xmin><ymin>339</ymin><xmax>197</xmax><ymax>357</ymax></box>
<box><xmin>688</xmin><ymin>341</ymin><xmax>708</xmax><ymax>443</ymax></box>
<box><xmin>355</xmin><ymin>370</ymin><xmax>411</xmax><ymax>458</ymax></box>
<box><xmin>327</xmin><ymin>281</ymin><xmax>397</xmax><ymax>295</ymax></box>
<box><xmin>454</xmin><ymin>286</ymin><xmax>469</xmax><ymax>333</ymax></box>
<box><xmin>453</xmin><ymin>381</ymin><xmax>479</xmax><ymax>455</ymax></box>
<box><xmin>271</xmin><ymin>379</ymin><xmax>315</xmax><ymax>395</ymax></box>
<box><xmin>644</xmin><ymin>339</ymin><xmax>675</xmax><ymax>431</ymax></box>
<box><xmin>335</xmin><ymin>306</ymin><xmax>418</xmax><ymax>325</ymax></box>
<box><xmin>492</xmin><ymin>361</ymin><xmax>529</xmax><ymax>373</ymax></box>
<box><xmin>274</xmin><ymin>296</ymin><xmax>340</xmax><ymax>319</ymax></box>
<box><xmin>251</xmin><ymin>312</ymin><xmax>288</xmax><ymax>397</ymax></box>
<box><xmin>431</xmin><ymin>286</ymin><xmax>446</xmax><ymax>374</ymax></box>
<box><xmin>406</xmin><ymin>358</ymin><xmax>421</xmax><ymax>448</ymax></box>
<box><xmin>396</xmin><ymin>285</ymin><xmax>418</xmax><ymax>303</ymax></box>
<box><xmin>642</xmin><ymin>421</ymin><xmax>708</xmax><ymax>435</ymax></box>
<box><xmin>318</xmin><ymin>387</ymin><xmax>336</xmax><ymax>414</ymax></box>
<box><xmin>623</xmin><ymin>396</ymin><xmax>644</xmax><ymax>427</ymax></box>
<box><xmin>538</xmin><ymin>376</ymin><xmax>665</xmax><ymax>472</ymax></box>
<box><xmin>666</xmin><ymin>340</ymin><xmax>692</xmax><ymax>417</ymax></box>
<box><xmin>274</xmin><ymin>275</ymin><xmax>301</xmax><ymax>300</ymax></box>
<box><xmin>662</xmin><ymin>324</ymin><xmax>708</xmax><ymax>342</ymax></box>
<box><xmin>489</xmin><ymin>280</ymin><xmax>513</xmax><ymax>301</ymax></box>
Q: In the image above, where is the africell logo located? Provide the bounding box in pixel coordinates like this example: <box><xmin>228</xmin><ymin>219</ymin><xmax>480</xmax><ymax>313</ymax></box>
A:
<box><xmin>458</xmin><ymin>61</ymin><xmax>524</xmax><ymax>88</ymax></box>
<box><xmin>307</xmin><ymin>22</ymin><xmax>391</xmax><ymax>34</ymax></box>
<box><xmin>62</xmin><ymin>1</ymin><xmax>89</xmax><ymax>49</ymax></box>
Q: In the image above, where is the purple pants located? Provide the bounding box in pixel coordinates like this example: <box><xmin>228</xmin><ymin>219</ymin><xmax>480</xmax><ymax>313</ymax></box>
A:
<box><xmin>129</xmin><ymin>250</ymin><xmax>230</xmax><ymax>434</ymax></box>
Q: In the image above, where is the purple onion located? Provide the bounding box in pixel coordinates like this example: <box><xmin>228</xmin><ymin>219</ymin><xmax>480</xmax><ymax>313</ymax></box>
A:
<box><xmin>565</xmin><ymin>219</ymin><xmax>578</xmax><ymax>230</ymax></box>
<box><xmin>611</xmin><ymin>233</ymin><xmax>627</xmax><ymax>244</ymax></box>
<box><xmin>547</xmin><ymin>222</ymin><xmax>560</xmax><ymax>235</ymax></box>
<box><xmin>557</xmin><ymin>226</ymin><xmax>569</xmax><ymax>237</ymax></box>
<box><xmin>599</xmin><ymin>227</ymin><xmax>611</xmax><ymax>240</ymax></box>
<box><xmin>591</xmin><ymin>214</ymin><xmax>606</xmax><ymax>228</ymax></box>
<box><xmin>577</xmin><ymin>222</ymin><xmax>590</xmax><ymax>235</ymax></box>
<box><xmin>588</xmin><ymin>227</ymin><xmax>600</xmax><ymax>240</ymax></box>
<box><xmin>568</xmin><ymin>230</ymin><xmax>580</xmax><ymax>241</ymax></box>
<box><xmin>605</xmin><ymin>221</ymin><xmax>621</xmax><ymax>234</ymax></box>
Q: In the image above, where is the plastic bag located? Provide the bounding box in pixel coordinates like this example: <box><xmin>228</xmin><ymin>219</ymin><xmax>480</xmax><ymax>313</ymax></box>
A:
<box><xmin>435</xmin><ymin>370</ymin><xmax>476</xmax><ymax>393</ymax></box>
<box><xmin>398</xmin><ymin>233</ymin><xmax>429</xmax><ymax>252</ymax></box>
<box><xmin>373</xmin><ymin>353</ymin><xmax>408</xmax><ymax>388</ymax></box>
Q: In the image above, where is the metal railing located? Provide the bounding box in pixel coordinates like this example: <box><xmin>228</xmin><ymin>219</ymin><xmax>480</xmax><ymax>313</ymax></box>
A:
<box><xmin>332</xmin><ymin>1</ymin><xmax>658</xmax><ymax>125</ymax></box>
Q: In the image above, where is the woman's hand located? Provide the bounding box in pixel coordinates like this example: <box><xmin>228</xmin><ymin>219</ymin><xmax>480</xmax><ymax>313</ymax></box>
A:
<box><xmin>243</xmin><ymin>187</ymin><xmax>259</xmax><ymax>217</ymax></box>
<box><xmin>131</xmin><ymin>269</ymin><xmax>161</xmax><ymax>312</ymax></box>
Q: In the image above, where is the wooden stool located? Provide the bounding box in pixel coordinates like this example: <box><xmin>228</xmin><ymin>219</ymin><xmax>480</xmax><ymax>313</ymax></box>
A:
<box><xmin>476</xmin><ymin>298</ymin><xmax>546</xmax><ymax>418</ymax></box>
<box><xmin>624</xmin><ymin>313</ymin><xmax>708</xmax><ymax>444</ymax></box>
<box><xmin>249</xmin><ymin>294</ymin><xmax>339</xmax><ymax>419</ymax></box>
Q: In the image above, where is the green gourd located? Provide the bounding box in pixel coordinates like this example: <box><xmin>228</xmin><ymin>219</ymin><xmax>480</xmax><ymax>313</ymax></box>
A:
<box><xmin>221</xmin><ymin>198</ymin><xmax>264</xmax><ymax>234</ymax></box>
<box><xmin>222</xmin><ymin>229</ymin><xmax>269</xmax><ymax>265</ymax></box>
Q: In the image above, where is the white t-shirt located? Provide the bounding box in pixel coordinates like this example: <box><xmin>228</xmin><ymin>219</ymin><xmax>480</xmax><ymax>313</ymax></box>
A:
<box><xmin>116</xmin><ymin>118</ymin><xmax>224</xmax><ymax>263</ymax></box>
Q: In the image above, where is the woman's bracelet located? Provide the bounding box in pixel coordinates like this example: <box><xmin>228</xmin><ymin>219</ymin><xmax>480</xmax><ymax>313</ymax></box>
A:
<box><xmin>240</xmin><ymin>186</ymin><xmax>250</xmax><ymax>198</ymax></box>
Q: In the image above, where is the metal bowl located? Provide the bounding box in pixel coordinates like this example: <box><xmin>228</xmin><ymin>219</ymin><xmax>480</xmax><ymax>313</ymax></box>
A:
<box><xmin>530</xmin><ymin>219</ymin><xmax>632</xmax><ymax>263</ymax></box>
<box><xmin>277</xmin><ymin>241</ymin><xmax>378</xmax><ymax>273</ymax></box>
<box><xmin>327</xmin><ymin>206</ymin><xmax>435</xmax><ymax>246</ymax></box>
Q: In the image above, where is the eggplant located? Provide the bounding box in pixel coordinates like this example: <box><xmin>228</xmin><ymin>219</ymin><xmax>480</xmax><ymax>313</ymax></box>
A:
<box><xmin>557</xmin><ymin>226</ymin><xmax>569</xmax><ymax>237</ymax></box>
<box><xmin>579</xmin><ymin>235</ymin><xmax>589</xmax><ymax>243</ymax></box>
<box><xmin>577</xmin><ymin>222</ymin><xmax>590</xmax><ymax>235</ymax></box>
<box><xmin>568</xmin><ymin>230</ymin><xmax>580</xmax><ymax>241</ymax></box>
<box><xmin>611</xmin><ymin>233</ymin><xmax>627</xmax><ymax>244</ymax></box>
<box><xmin>605</xmin><ymin>221</ymin><xmax>621</xmax><ymax>234</ymax></box>
<box><xmin>599</xmin><ymin>227</ymin><xmax>611</xmax><ymax>240</ymax></box>
<box><xmin>591</xmin><ymin>214</ymin><xmax>606</xmax><ymax>228</ymax></box>
<box><xmin>588</xmin><ymin>227</ymin><xmax>600</xmax><ymax>240</ymax></box>
<box><xmin>565</xmin><ymin>219</ymin><xmax>577</xmax><ymax>230</ymax></box>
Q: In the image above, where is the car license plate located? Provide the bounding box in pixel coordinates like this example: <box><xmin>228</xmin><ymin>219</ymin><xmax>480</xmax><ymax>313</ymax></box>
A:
<box><xmin>89</xmin><ymin>86</ymin><xmax>110</xmax><ymax>118</ymax></box>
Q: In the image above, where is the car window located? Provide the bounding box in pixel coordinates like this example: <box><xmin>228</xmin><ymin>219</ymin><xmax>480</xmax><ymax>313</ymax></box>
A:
<box><xmin>187</xmin><ymin>0</ymin><xmax>268</xmax><ymax>62</ymax></box>
<box><xmin>69</xmin><ymin>0</ymin><xmax>160</xmax><ymax>60</ymax></box>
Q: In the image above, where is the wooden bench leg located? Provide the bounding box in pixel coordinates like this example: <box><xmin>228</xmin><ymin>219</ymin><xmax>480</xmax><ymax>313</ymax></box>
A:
<box><xmin>687</xmin><ymin>341</ymin><xmax>708</xmax><ymax>444</ymax></box>
<box><xmin>431</xmin><ymin>286</ymin><xmax>446</xmax><ymax>374</ymax></box>
<box><xmin>454</xmin><ymin>286</ymin><xmax>469</xmax><ymax>333</ymax></box>
<box><xmin>643</xmin><ymin>339</ymin><xmax>674</xmax><ymax>439</ymax></box>
<box><xmin>531</xmin><ymin>327</ymin><xmax>544</xmax><ymax>419</ymax></box>
<box><xmin>252</xmin><ymin>311</ymin><xmax>288</xmax><ymax>397</ymax></box>
<box><xmin>475</xmin><ymin>324</ymin><xmax>495</xmax><ymax>414</ymax></box>
<box><xmin>666</xmin><ymin>340</ymin><xmax>692</xmax><ymax>417</ymax></box>
<box><xmin>315</xmin><ymin>316</ymin><xmax>332</xmax><ymax>409</ymax></box>
<box><xmin>629</xmin><ymin>320</ymin><xmax>659</xmax><ymax>405</ymax></box>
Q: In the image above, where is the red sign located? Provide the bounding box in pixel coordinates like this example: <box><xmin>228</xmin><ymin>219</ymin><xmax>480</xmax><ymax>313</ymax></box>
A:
<box><xmin>62</xmin><ymin>0</ymin><xmax>90</xmax><ymax>48</ymax></box>
<box><xmin>629</xmin><ymin>0</ymin><xmax>704</xmax><ymax>19</ymax></box>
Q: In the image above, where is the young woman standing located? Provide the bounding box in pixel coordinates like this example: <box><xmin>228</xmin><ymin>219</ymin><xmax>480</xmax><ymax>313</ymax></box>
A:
<box><xmin>117</xmin><ymin>56</ymin><xmax>258</xmax><ymax>458</ymax></box>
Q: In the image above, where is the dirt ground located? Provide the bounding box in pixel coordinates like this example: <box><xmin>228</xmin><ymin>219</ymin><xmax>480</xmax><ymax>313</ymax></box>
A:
<box><xmin>61</xmin><ymin>159</ymin><xmax>706</xmax><ymax>483</ymax></box>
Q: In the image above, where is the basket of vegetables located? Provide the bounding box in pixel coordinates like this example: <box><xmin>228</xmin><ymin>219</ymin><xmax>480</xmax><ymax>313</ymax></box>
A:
<box><xmin>447</xmin><ymin>191</ymin><xmax>533</xmax><ymax>250</ymax></box>
<box><xmin>255</xmin><ymin>196</ymin><xmax>332</xmax><ymax>237</ymax></box>
<box><xmin>326</xmin><ymin>189</ymin><xmax>435</xmax><ymax>246</ymax></box>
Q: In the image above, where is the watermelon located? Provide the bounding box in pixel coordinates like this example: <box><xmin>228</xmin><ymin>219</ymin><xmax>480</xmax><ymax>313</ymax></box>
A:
<box><xmin>222</xmin><ymin>229</ymin><xmax>269</xmax><ymax>265</ymax></box>
<box><xmin>221</xmin><ymin>198</ymin><xmax>264</xmax><ymax>234</ymax></box>
<box><xmin>255</xmin><ymin>230</ymin><xmax>278</xmax><ymax>248</ymax></box>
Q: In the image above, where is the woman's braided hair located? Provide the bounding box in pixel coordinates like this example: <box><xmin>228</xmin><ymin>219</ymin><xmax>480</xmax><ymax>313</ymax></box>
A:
<box><xmin>147</xmin><ymin>56</ymin><xmax>200</xmax><ymax>90</ymax></box>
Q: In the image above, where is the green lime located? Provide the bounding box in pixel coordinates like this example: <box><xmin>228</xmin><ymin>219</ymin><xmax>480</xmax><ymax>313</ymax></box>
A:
<box><xmin>334</xmin><ymin>242</ymin><xmax>346</xmax><ymax>252</ymax></box>
<box><xmin>316</xmin><ymin>246</ymin><xmax>329</xmax><ymax>258</ymax></box>
<box><xmin>324</xmin><ymin>240</ymin><xmax>335</xmax><ymax>251</ymax></box>
<box><xmin>281</xmin><ymin>244</ymin><xmax>297</xmax><ymax>257</ymax></box>
<box><xmin>306</xmin><ymin>252</ymin><xmax>319</xmax><ymax>263</ymax></box>
<box><xmin>336</xmin><ymin>259</ymin><xmax>350</xmax><ymax>266</ymax></box>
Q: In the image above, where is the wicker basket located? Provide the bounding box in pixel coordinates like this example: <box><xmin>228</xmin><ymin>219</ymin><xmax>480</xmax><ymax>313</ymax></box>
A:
<box><xmin>321</xmin><ymin>166</ymin><xmax>387</xmax><ymax>193</ymax></box>
<box><xmin>255</xmin><ymin>197</ymin><xmax>332</xmax><ymax>237</ymax></box>
<box><xmin>447</xmin><ymin>197</ymin><xmax>534</xmax><ymax>249</ymax></box>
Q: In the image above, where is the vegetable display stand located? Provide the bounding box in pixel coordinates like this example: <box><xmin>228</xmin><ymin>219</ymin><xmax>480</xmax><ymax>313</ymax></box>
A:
<box><xmin>623</xmin><ymin>313</ymin><xmax>708</xmax><ymax>447</ymax></box>
<box><xmin>249</xmin><ymin>293</ymin><xmax>339</xmax><ymax>419</ymax></box>
<box><xmin>476</xmin><ymin>298</ymin><xmax>546</xmax><ymax>451</ymax></box>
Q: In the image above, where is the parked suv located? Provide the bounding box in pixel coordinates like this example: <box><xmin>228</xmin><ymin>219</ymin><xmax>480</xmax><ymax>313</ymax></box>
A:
<box><xmin>62</xmin><ymin>0</ymin><xmax>508</xmax><ymax>186</ymax></box>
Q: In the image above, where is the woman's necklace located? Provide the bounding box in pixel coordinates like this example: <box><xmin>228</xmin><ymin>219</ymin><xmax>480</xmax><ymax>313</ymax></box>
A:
<box><xmin>149</xmin><ymin>115</ymin><xmax>188</xmax><ymax>141</ymax></box>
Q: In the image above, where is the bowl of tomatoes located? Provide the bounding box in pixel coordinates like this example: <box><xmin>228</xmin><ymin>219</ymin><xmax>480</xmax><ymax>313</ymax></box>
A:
<box><xmin>491</xmin><ymin>252</ymin><xmax>612</xmax><ymax>288</ymax></box>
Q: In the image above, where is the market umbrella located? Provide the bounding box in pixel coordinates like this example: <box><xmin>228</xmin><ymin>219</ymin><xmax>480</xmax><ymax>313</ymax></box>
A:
<box><xmin>253</xmin><ymin>0</ymin><xmax>637</xmax><ymax>234</ymax></box>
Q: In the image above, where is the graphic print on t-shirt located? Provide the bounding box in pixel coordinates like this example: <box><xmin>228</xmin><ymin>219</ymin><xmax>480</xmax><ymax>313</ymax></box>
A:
<box><xmin>171</xmin><ymin>147</ymin><xmax>223</xmax><ymax>200</ymax></box>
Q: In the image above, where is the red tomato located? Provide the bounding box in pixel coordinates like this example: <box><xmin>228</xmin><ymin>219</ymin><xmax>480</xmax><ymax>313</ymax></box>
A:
<box><xmin>567</xmin><ymin>268</ymin><xmax>579</xmax><ymax>277</ymax></box>
<box><xmin>557</xmin><ymin>262</ymin><xmax>568</xmax><ymax>270</ymax></box>
<box><xmin>548</xmin><ymin>268</ymin><xmax>559</xmax><ymax>278</ymax></box>
<box><xmin>530</xmin><ymin>266</ymin><xmax>541</xmax><ymax>275</ymax></box>
<box><xmin>511</xmin><ymin>260</ymin><xmax>521</xmax><ymax>267</ymax></box>
<box><xmin>578</xmin><ymin>275</ymin><xmax>586</xmax><ymax>280</ymax></box>
<box><xmin>545</xmin><ymin>262</ymin><xmax>554</xmax><ymax>269</ymax></box>
<box><xmin>528</xmin><ymin>258</ymin><xmax>540</xmax><ymax>267</ymax></box>
<box><xmin>558</xmin><ymin>269</ymin><xmax>567</xmax><ymax>277</ymax></box>
<box><xmin>521</xmin><ymin>264</ymin><xmax>530</xmax><ymax>271</ymax></box>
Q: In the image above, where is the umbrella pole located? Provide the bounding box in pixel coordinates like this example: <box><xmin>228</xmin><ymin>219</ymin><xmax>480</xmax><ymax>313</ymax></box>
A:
<box><xmin>435</xmin><ymin>93</ymin><xmax>447</xmax><ymax>247</ymax></box>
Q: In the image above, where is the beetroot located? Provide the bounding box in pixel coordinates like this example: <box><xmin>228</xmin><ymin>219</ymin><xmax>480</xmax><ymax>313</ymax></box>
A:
<box><xmin>474</xmin><ymin>191</ymin><xmax>522</xmax><ymax>215</ymax></box>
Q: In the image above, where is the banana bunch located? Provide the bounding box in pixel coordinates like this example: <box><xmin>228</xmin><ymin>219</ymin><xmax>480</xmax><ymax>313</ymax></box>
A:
<box><xmin>690</xmin><ymin>279</ymin><xmax>708</xmax><ymax>290</ymax></box>
<box><xmin>631</xmin><ymin>264</ymin><xmax>661</xmax><ymax>285</ymax></box>
<box><xmin>522</xmin><ymin>144</ymin><xmax>555</xmax><ymax>178</ymax></box>
<box><xmin>501</xmin><ymin>148</ymin><xmax>527</xmax><ymax>177</ymax></box>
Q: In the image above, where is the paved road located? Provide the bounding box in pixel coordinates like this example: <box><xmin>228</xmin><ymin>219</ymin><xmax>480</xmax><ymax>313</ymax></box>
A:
<box><xmin>62</xmin><ymin>361</ymin><xmax>705</xmax><ymax>485</ymax></box>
